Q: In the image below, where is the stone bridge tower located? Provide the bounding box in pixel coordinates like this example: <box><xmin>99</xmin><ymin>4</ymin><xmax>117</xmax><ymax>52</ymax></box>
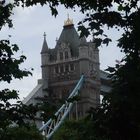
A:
<box><xmin>41</xmin><ymin>17</ymin><xmax>100</xmax><ymax>117</ymax></box>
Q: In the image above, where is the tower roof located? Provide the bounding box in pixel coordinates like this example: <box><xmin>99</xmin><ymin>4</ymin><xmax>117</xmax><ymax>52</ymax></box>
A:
<box><xmin>41</xmin><ymin>32</ymin><xmax>49</xmax><ymax>54</ymax></box>
<box><xmin>56</xmin><ymin>17</ymin><xmax>80</xmax><ymax>57</ymax></box>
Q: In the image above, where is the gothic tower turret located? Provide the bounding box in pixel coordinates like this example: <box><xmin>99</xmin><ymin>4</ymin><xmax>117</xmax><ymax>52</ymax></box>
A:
<box><xmin>41</xmin><ymin>32</ymin><xmax>49</xmax><ymax>89</ymax></box>
<box><xmin>23</xmin><ymin>17</ymin><xmax>111</xmax><ymax>125</ymax></box>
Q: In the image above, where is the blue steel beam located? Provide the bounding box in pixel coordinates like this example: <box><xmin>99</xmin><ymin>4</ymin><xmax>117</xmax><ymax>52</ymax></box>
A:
<box><xmin>39</xmin><ymin>75</ymin><xmax>85</xmax><ymax>139</ymax></box>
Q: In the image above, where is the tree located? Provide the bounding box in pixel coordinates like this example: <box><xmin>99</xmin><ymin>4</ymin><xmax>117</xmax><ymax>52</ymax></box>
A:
<box><xmin>0</xmin><ymin>1</ymin><xmax>44</xmax><ymax>139</ymax></box>
<box><xmin>52</xmin><ymin>119</ymin><xmax>98</xmax><ymax>140</ymax></box>
<box><xmin>90</xmin><ymin>54</ymin><xmax>140</xmax><ymax>140</ymax></box>
<box><xmin>0</xmin><ymin>125</ymin><xmax>43</xmax><ymax>140</ymax></box>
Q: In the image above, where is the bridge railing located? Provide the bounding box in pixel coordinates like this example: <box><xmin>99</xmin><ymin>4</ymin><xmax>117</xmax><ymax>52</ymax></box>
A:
<box><xmin>39</xmin><ymin>75</ymin><xmax>85</xmax><ymax>139</ymax></box>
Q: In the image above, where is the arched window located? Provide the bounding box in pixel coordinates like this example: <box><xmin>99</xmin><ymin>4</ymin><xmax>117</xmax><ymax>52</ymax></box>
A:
<box><xmin>60</xmin><ymin>52</ymin><xmax>63</xmax><ymax>60</ymax></box>
<box><xmin>65</xmin><ymin>51</ymin><xmax>69</xmax><ymax>59</ymax></box>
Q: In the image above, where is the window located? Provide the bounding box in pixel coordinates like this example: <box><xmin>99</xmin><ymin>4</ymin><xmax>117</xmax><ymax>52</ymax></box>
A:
<box><xmin>65</xmin><ymin>51</ymin><xmax>69</xmax><ymax>59</ymax></box>
<box><xmin>55</xmin><ymin>66</ymin><xmax>59</xmax><ymax>73</ymax></box>
<box><xmin>70</xmin><ymin>63</ymin><xmax>74</xmax><ymax>71</ymax></box>
<box><xmin>65</xmin><ymin>64</ymin><xmax>69</xmax><ymax>72</ymax></box>
<box><xmin>60</xmin><ymin>52</ymin><xmax>63</xmax><ymax>60</ymax></box>
<box><xmin>60</xmin><ymin>65</ymin><xmax>64</xmax><ymax>73</ymax></box>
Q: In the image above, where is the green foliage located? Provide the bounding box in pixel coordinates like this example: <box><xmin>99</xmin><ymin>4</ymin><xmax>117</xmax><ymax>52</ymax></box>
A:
<box><xmin>0</xmin><ymin>39</ymin><xmax>32</xmax><ymax>83</ymax></box>
<box><xmin>90</xmin><ymin>56</ymin><xmax>140</xmax><ymax>140</ymax></box>
<box><xmin>0</xmin><ymin>1</ymin><xmax>13</xmax><ymax>29</ymax></box>
<box><xmin>0</xmin><ymin>125</ymin><xmax>43</xmax><ymax>140</ymax></box>
<box><xmin>52</xmin><ymin>120</ymin><xmax>85</xmax><ymax>140</ymax></box>
<box><xmin>52</xmin><ymin>119</ymin><xmax>109</xmax><ymax>140</ymax></box>
<box><xmin>0</xmin><ymin>1</ymin><xmax>44</xmax><ymax>140</ymax></box>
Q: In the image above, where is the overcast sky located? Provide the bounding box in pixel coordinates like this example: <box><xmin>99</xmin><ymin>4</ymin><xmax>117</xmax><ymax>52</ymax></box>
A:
<box><xmin>0</xmin><ymin>4</ymin><xmax>124</xmax><ymax>100</ymax></box>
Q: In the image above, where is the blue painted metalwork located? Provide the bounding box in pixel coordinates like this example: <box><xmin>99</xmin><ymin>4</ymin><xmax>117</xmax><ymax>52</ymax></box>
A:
<box><xmin>39</xmin><ymin>75</ymin><xmax>85</xmax><ymax>139</ymax></box>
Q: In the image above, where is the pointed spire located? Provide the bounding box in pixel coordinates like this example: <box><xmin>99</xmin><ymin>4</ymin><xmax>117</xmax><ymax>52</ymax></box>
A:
<box><xmin>64</xmin><ymin>14</ymin><xmax>73</xmax><ymax>26</ymax></box>
<box><xmin>41</xmin><ymin>32</ymin><xmax>49</xmax><ymax>54</ymax></box>
<box><xmin>80</xmin><ymin>36</ymin><xmax>87</xmax><ymax>45</ymax></box>
<box><xmin>44</xmin><ymin>32</ymin><xmax>46</xmax><ymax>40</ymax></box>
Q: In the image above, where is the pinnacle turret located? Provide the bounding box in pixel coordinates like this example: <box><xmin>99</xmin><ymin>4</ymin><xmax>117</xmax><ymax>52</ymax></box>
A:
<box><xmin>80</xmin><ymin>36</ymin><xmax>87</xmax><ymax>45</ymax></box>
<box><xmin>41</xmin><ymin>32</ymin><xmax>49</xmax><ymax>54</ymax></box>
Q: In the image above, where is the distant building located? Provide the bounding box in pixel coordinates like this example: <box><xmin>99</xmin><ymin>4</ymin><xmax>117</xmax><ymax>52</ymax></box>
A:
<box><xmin>23</xmin><ymin>17</ymin><xmax>111</xmax><ymax>127</ymax></box>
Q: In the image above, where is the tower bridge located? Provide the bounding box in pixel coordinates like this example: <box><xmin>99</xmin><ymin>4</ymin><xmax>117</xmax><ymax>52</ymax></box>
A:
<box><xmin>23</xmin><ymin>17</ymin><xmax>111</xmax><ymax>139</ymax></box>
